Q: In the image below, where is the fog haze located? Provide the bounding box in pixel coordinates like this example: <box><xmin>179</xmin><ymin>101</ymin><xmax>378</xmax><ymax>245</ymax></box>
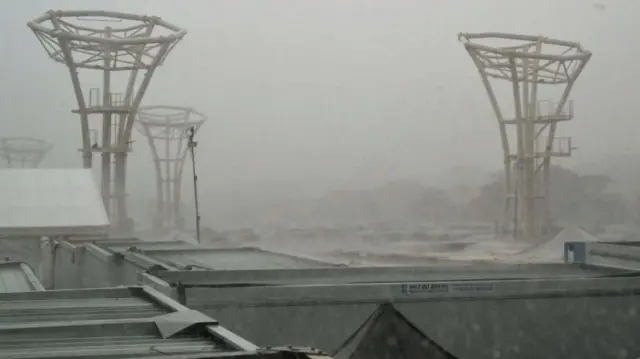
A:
<box><xmin>1</xmin><ymin>0</ymin><xmax>639</xmax><ymax>227</ymax></box>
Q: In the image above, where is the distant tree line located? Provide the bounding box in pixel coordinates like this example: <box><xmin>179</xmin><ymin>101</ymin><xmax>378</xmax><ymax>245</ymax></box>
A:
<box><xmin>203</xmin><ymin>166</ymin><xmax>638</xmax><ymax>231</ymax></box>
<box><xmin>462</xmin><ymin>165</ymin><xmax>631</xmax><ymax>232</ymax></box>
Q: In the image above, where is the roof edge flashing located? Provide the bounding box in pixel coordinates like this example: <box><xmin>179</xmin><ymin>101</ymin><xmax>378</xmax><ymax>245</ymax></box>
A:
<box><xmin>153</xmin><ymin>309</ymin><xmax>218</xmax><ymax>339</ymax></box>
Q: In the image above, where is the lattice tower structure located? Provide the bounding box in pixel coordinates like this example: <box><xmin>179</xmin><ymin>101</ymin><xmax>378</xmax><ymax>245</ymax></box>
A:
<box><xmin>0</xmin><ymin>137</ymin><xmax>53</xmax><ymax>168</ymax></box>
<box><xmin>459</xmin><ymin>33</ymin><xmax>591</xmax><ymax>240</ymax></box>
<box><xmin>28</xmin><ymin>10</ymin><xmax>186</xmax><ymax>234</ymax></box>
<box><xmin>136</xmin><ymin>106</ymin><xmax>206</xmax><ymax>232</ymax></box>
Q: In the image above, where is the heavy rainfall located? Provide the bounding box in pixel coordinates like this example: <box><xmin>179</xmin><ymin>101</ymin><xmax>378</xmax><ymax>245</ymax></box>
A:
<box><xmin>0</xmin><ymin>1</ymin><xmax>638</xmax><ymax>358</ymax></box>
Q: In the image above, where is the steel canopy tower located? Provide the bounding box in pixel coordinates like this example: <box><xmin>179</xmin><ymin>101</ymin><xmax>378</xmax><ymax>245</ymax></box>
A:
<box><xmin>28</xmin><ymin>10</ymin><xmax>187</xmax><ymax>234</ymax></box>
<box><xmin>0</xmin><ymin>137</ymin><xmax>53</xmax><ymax>168</ymax></box>
<box><xmin>136</xmin><ymin>106</ymin><xmax>206</xmax><ymax>232</ymax></box>
<box><xmin>459</xmin><ymin>33</ymin><xmax>591</xmax><ymax>240</ymax></box>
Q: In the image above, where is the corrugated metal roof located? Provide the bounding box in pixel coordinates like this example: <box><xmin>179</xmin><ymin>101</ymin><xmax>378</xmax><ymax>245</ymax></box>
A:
<box><xmin>0</xmin><ymin>262</ymin><xmax>44</xmax><ymax>293</ymax></box>
<box><xmin>0</xmin><ymin>169</ymin><xmax>109</xmax><ymax>237</ymax></box>
<box><xmin>0</xmin><ymin>287</ymin><xmax>171</xmax><ymax>324</ymax></box>
<box><xmin>0</xmin><ymin>286</ymin><xmax>263</xmax><ymax>359</ymax></box>
<box><xmin>0</xmin><ymin>318</ymin><xmax>238</xmax><ymax>359</ymax></box>
<box><xmin>133</xmin><ymin>247</ymin><xmax>333</xmax><ymax>270</ymax></box>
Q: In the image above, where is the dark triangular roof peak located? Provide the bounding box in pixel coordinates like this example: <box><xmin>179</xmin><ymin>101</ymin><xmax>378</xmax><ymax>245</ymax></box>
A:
<box><xmin>333</xmin><ymin>302</ymin><xmax>458</xmax><ymax>359</ymax></box>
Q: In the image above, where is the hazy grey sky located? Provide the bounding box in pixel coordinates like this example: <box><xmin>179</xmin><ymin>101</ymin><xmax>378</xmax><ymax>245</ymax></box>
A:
<box><xmin>1</xmin><ymin>0</ymin><xmax>639</xmax><ymax>207</ymax></box>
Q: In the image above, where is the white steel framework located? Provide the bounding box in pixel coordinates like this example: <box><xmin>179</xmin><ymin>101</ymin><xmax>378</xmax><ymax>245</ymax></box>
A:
<box><xmin>0</xmin><ymin>137</ymin><xmax>53</xmax><ymax>168</ymax></box>
<box><xmin>459</xmin><ymin>33</ymin><xmax>591</xmax><ymax>240</ymax></box>
<box><xmin>136</xmin><ymin>106</ymin><xmax>206</xmax><ymax>232</ymax></box>
<box><xmin>28</xmin><ymin>10</ymin><xmax>186</xmax><ymax>234</ymax></box>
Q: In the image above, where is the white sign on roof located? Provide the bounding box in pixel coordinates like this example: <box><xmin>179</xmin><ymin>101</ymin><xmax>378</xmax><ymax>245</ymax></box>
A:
<box><xmin>0</xmin><ymin>169</ymin><xmax>109</xmax><ymax>237</ymax></box>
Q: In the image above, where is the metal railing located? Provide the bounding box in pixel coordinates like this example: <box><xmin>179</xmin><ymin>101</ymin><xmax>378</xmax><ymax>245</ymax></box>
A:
<box><xmin>87</xmin><ymin>88</ymin><xmax>126</xmax><ymax>108</ymax></box>
<box><xmin>536</xmin><ymin>99</ymin><xmax>573</xmax><ymax>118</ymax></box>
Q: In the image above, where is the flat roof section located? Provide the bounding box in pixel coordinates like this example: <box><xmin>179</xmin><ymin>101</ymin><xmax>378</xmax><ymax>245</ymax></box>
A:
<box><xmin>98</xmin><ymin>239</ymin><xmax>198</xmax><ymax>254</ymax></box>
<box><xmin>0</xmin><ymin>169</ymin><xmax>109</xmax><ymax>237</ymax></box>
<box><xmin>151</xmin><ymin>262</ymin><xmax>629</xmax><ymax>287</ymax></box>
<box><xmin>128</xmin><ymin>246</ymin><xmax>336</xmax><ymax>271</ymax></box>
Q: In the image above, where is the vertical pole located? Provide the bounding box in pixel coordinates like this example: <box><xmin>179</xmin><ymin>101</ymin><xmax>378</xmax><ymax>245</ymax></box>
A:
<box><xmin>508</xmin><ymin>57</ymin><xmax>526</xmax><ymax>241</ymax></box>
<box><xmin>187</xmin><ymin>126</ymin><xmax>201</xmax><ymax>243</ymax></box>
<box><xmin>522</xmin><ymin>57</ymin><xmax>537</xmax><ymax>241</ymax></box>
<box><xmin>101</xmin><ymin>27</ymin><xmax>113</xmax><ymax>220</ymax></box>
<box><xmin>174</xmin><ymin>132</ymin><xmax>188</xmax><ymax>230</ymax></box>
<box><xmin>513</xmin><ymin>181</ymin><xmax>519</xmax><ymax>240</ymax></box>
<box><xmin>165</xmin><ymin>116</ymin><xmax>172</xmax><ymax>228</ymax></box>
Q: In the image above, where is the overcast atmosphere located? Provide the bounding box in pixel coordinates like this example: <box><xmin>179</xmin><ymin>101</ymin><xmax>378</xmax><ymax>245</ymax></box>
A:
<box><xmin>2</xmin><ymin>4</ymin><xmax>640</xmax><ymax>356</ymax></box>
<box><xmin>1</xmin><ymin>0</ymin><xmax>639</xmax><ymax>228</ymax></box>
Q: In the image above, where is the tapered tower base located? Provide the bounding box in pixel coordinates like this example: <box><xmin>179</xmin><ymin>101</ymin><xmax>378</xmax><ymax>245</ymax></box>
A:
<box><xmin>459</xmin><ymin>33</ymin><xmax>591</xmax><ymax>240</ymax></box>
